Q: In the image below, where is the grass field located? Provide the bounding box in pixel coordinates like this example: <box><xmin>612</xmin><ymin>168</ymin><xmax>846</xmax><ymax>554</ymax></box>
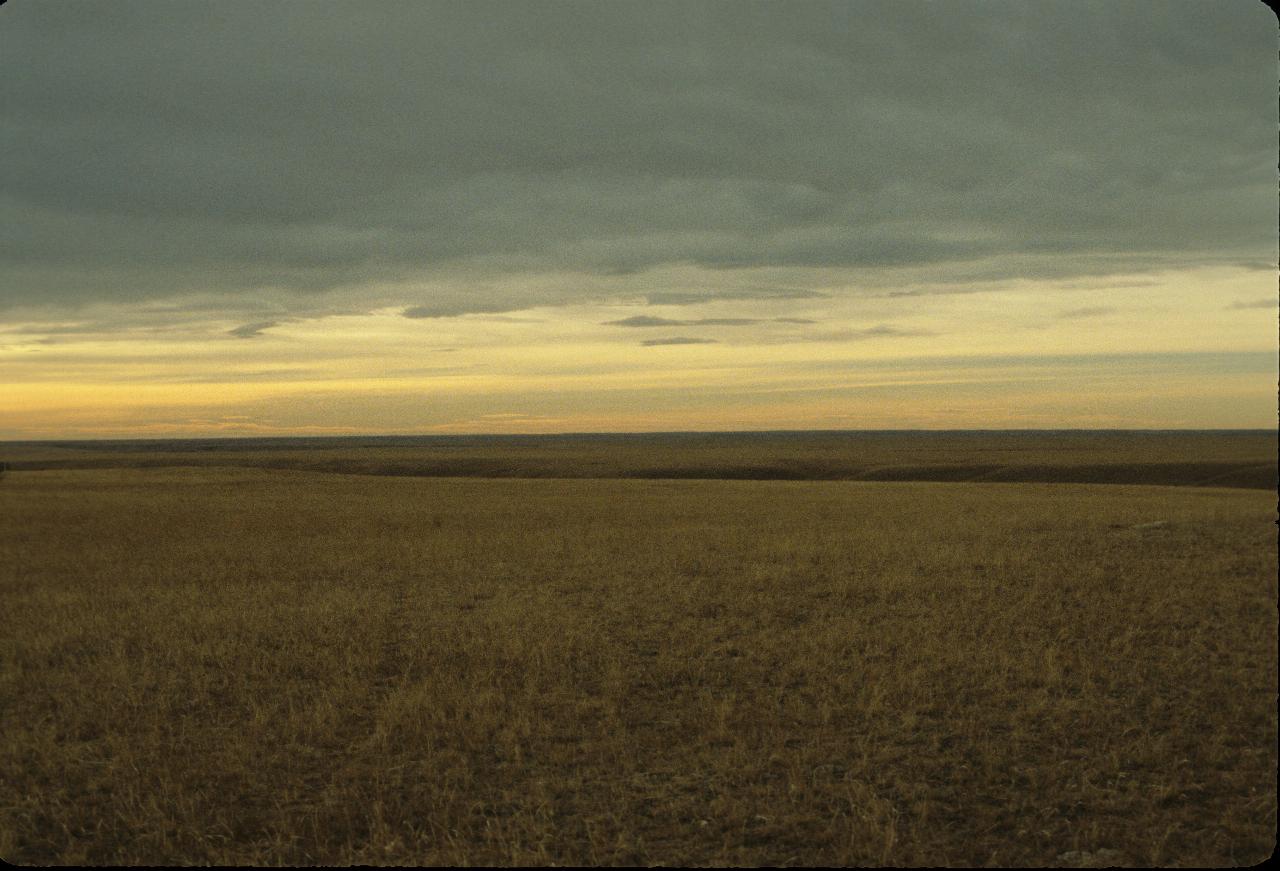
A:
<box><xmin>4</xmin><ymin>430</ymin><xmax>1276</xmax><ymax>489</ymax></box>
<box><xmin>1</xmin><ymin>439</ymin><xmax>1276</xmax><ymax>865</ymax></box>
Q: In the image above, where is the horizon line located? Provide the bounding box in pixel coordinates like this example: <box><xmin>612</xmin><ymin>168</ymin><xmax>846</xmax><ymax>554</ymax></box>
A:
<box><xmin>4</xmin><ymin>426</ymin><xmax>1277</xmax><ymax>445</ymax></box>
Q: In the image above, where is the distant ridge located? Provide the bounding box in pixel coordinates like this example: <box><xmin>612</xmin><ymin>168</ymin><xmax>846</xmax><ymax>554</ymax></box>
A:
<box><xmin>3</xmin><ymin>431</ymin><xmax>1275</xmax><ymax>490</ymax></box>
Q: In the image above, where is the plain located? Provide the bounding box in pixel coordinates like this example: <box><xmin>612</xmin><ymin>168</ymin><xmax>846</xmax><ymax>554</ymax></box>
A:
<box><xmin>1</xmin><ymin>455</ymin><xmax>1276</xmax><ymax>865</ymax></box>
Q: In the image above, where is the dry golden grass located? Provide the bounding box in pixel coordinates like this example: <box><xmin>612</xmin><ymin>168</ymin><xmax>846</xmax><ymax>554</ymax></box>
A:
<box><xmin>1</xmin><ymin>466</ymin><xmax>1275</xmax><ymax>866</ymax></box>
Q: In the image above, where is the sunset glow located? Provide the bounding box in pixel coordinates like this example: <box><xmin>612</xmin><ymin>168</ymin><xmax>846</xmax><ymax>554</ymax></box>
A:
<box><xmin>1</xmin><ymin>2</ymin><xmax>1275</xmax><ymax>437</ymax></box>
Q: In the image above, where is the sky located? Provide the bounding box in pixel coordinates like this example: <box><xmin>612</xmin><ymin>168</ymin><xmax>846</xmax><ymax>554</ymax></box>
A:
<box><xmin>1</xmin><ymin>0</ymin><xmax>1276</xmax><ymax>438</ymax></box>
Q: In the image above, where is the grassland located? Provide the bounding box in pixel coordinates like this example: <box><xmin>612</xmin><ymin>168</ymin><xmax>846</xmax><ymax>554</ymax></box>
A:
<box><xmin>1</xmin><ymin>442</ymin><xmax>1274</xmax><ymax>866</ymax></box>
<box><xmin>4</xmin><ymin>430</ymin><xmax>1276</xmax><ymax>489</ymax></box>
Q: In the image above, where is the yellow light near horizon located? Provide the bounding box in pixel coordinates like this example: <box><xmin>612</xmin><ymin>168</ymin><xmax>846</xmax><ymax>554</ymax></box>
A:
<box><xmin>2</xmin><ymin>265</ymin><xmax>1274</xmax><ymax>438</ymax></box>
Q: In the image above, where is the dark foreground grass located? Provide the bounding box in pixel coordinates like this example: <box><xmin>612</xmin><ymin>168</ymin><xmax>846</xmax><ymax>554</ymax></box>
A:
<box><xmin>1</xmin><ymin>468</ymin><xmax>1275</xmax><ymax>866</ymax></box>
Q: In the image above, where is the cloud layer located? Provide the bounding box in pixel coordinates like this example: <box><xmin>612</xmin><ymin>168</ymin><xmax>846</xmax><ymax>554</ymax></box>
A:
<box><xmin>1</xmin><ymin>0</ymin><xmax>1275</xmax><ymax>318</ymax></box>
<box><xmin>640</xmin><ymin>337</ymin><xmax>720</xmax><ymax>347</ymax></box>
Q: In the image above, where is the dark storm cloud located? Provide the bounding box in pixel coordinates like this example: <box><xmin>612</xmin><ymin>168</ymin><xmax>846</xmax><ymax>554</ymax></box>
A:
<box><xmin>0</xmin><ymin>0</ymin><xmax>1274</xmax><ymax>314</ymax></box>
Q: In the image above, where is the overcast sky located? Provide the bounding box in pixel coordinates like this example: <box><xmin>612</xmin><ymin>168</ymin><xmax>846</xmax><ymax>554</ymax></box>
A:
<box><xmin>1</xmin><ymin>0</ymin><xmax>1276</xmax><ymax>437</ymax></box>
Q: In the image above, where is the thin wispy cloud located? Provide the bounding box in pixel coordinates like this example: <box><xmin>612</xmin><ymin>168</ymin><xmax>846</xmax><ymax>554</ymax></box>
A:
<box><xmin>793</xmin><ymin>325</ymin><xmax>936</xmax><ymax>343</ymax></box>
<box><xmin>642</xmin><ymin>289</ymin><xmax>830</xmax><ymax>307</ymax></box>
<box><xmin>607</xmin><ymin>316</ymin><xmax>700</xmax><ymax>328</ymax></box>
<box><xmin>227</xmin><ymin>321</ymin><xmax>279</xmax><ymax>339</ymax></box>
<box><xmin>604</xmin><ymin>316</ymin><xmax>813</xmax><ymax>328</ymax></box>
<box><xmin>640</xmin><ymin>337</ymin><xmax>720</xmax><ymax>347</ymax></box>
<box><xmin>1054</xmin><ymin>279</ymin><xmax>1160</xmax><ymax>290</ymax></box>
<box><xmin>880</xmin><ymin>287</ymin><xmax>999</xmax><ymax>300</ymax></box>
<box><xmin>1056</xmin><ymin>307</ymin><xmax>1116</xmax><ymax>320</ymax></box>
<box><xmin>402</xmin><ymin>302</ymin><xmax>524</xmax><ymax>319</ymax></box>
